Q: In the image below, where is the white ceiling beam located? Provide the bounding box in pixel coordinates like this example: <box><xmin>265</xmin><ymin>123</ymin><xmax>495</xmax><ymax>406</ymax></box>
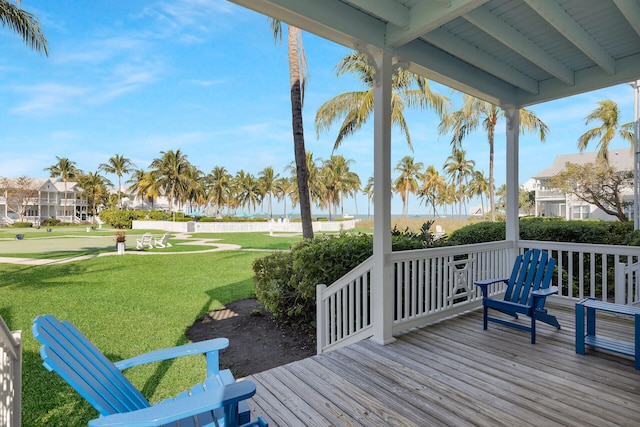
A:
<box><xmin>386</xmin><ymin>0</ymin><xmax>488</xmax><ymax>48</ymax></box>
<box><xmin>228</xmin><ymin>0</ymin><xmax>386</xmax><ymax>50</ymax></box>
<box><xmin>613</xmin><ymin>0</ymin><xmax>640</xmax><ymax>37</ymax></box>
<box><xmin>464</xmin><ymin>7</ymin><xmax>575</xmax><ymax>85</ymax></box>
<box><xmin>525</xmin><ymin>0</ymin><xmax>615</xmax><ymax>75</ymax></box>
<box><xmin>346</xmin><ymin>0</ymin><xmax>409</xmax><ymax>28</ymax></box>
<box><xmin>396</xmin><ymin>39</ymin><xmax>521</xmax><ymax>106</ymax></box>
<box><xmin>517</xmin><ymin>52</ymin><xmax>640</xmax><ymax>107</ymax></box>
<box><xmin>423</xmin><ymin>28</ymin><xmax>538</xmax><ymax>94</ymax></box>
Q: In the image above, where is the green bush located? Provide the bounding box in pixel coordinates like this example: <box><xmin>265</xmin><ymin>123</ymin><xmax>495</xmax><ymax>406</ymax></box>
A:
<box><xmin>11</xmin><ymin>222</ymin><xmax>33</xmax><ymax>228</ymax></box>
<box><xmin>98</xmin><ymin>209</ymin><xmax>171</xmax><ymax>228</ymax></box>
<box><xmin>41</xmin><ymin>218</ymin><xmax>61</xmax><ymax>226</ymax></box>
<box><xmin>253</xmin><ymin>224</ymin><xmax>439</xmax><ymax>325</ymax></box>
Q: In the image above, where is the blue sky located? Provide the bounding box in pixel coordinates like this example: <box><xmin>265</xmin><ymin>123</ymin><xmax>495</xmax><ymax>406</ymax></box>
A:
<box><xmin>1</xmin><ymin>0</ymin><xmax>636</xmax><ymax>216</ymax></box>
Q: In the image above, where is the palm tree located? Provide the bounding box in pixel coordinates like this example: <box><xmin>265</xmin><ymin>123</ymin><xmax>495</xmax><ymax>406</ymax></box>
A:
<box><xmin>363</xmin><ymin>176</ymin><xmax>374</xmax><ymax>218</ymax></box>
<box><xmin>149</xmin><ymin>149</ymin><xmax>191</xmax><ymax>214</ymax></box>
<box><xmin>578</xmin><ymin>99</ymin><xmax>634</xmax><ymax>161</ymax></box>
<box><xmin>44</xmin><ymin>157</ymin><xmax>82</xmax><ymax>220</ymax></box>
<box><xmin>393</xmin><ymin>156</ymin><xmax>424</xmax><ymax>217</ymax></box>
<box><xmin>1</xmin><ymin>0</ymin><xmax>48</xmax><ymax>54</ymax></box>
<box><xmin>258</xmin><ymin>166</ymin><xmax>280</xmax><ymax>219</ymax></box>
<box><xmin>78</xmin><ymin>172</ymin><xmax>112</xmax><ymax>223</ymax></box>
<box><xmin>274</xmin><ymin>176</ymin><xmax>295</xmax><ymax>219</ymax></box>
<box><xmin>320</xmin><ymin>155</ymin><xmax>360</xmax><ymax>220</ymax></box>
<box><xmin>234</xmin><ymin>170</ymin><xmax>261</xmax><ymax>214</ymax></box>
<box><xmin>98</xmin><ymin>154</ymin><xmax>136</xmax><ymax>209</ymax></box>
<box><xmin>315</xmin><ymin>52</ymin><xmax>449</xmax><ymax>150</ymax></box>
<box><xmin>127</xmin><ymin>169</ymin><xmax>160</xmax><ymax>210</ymax></box>
<box><xmin>287</xmin><ymin>152</ymin><xmax>322</xmax><ymax>218</ymax></box>
<box><xmin>419</xmin><ymin>165</ymin><xmax>446</xmax><ymax>217</ymax></box>
<box><xmin>207</xmin><ymin>166</ymin><xmax>231</xmax><ymax>218</ymax></box>
<box><xmin>182</xmin><ymin>165</ymin><xmax>206</xmax><ymax>214</ymax></box>
<box><xmin>467</xmin><ymin>170</ymin><xmax>489</xmax><ymax>217</ymax></box>
<box><xmin>270</xmin><ymin>19</ymin><xmax>314</xmax><ymax>238</ymax></box>
<box><xmin>438</xmin><ymin>94</ymin><xmax>548</xmax><ymax>221</ymax></box>
<box><xmin>443</xmin><ymin>149</ymin><xmax>475</xmax><ymax>219</ymax></box>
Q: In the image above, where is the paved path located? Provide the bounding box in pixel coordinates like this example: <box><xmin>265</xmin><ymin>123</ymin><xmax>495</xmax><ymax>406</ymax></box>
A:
<box><xmin>0</xmin><ymin>233</ymin><xmax>245</xmax><ymax>266</ymax></box>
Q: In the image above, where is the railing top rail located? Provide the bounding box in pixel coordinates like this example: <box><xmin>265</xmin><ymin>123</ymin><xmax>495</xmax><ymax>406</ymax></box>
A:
<box><xmin>391</xmin><ymin>240</ymin><xmax>514</xmax><ymax>262</ymax></box>
<box><xmin>0</xmin><ymin>317</ymin><xmax>20</xmax><ymax>359</ymax></box>
<box><xmin>519</xmin><ymin>240</ymin><xmax>640</xmax><ymax>256</ymax></box>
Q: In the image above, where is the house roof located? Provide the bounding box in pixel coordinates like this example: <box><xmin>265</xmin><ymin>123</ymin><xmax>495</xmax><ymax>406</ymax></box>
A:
<box><xmin>228</xmin><ymin>0</ymin><xmax>640</xmax><ymax>107</ymax></box>
<box><xmin>532</xmin><ymin>148</ymin><xmax>634</xmax><ymax>179</ymax></box>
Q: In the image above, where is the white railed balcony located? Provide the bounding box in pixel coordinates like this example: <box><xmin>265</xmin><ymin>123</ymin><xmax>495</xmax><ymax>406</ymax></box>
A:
<box><xmin>0</xmin><ymin>317</ymin><xmax>21</xmax><ymax>427</ymax></box>
<box><xmin>317</xmin><ymin>240</ymin><xmax>640</xmax><ymax>354</ymax></box>
<box><xmin>535</xmin><ymin>189</ymin><xmax>566</xmax><ymax>200</ymax></box>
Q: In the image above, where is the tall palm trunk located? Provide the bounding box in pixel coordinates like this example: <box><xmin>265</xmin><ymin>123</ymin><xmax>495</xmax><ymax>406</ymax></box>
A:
<box><xmin>288</xmin><ymin>27</ymin><xmax>313</xmax><ymax>238</ymax></box>
<box><xmin>487</xmin><ymin>112</ymin><xmax>497</xmax><ymax>222</ymax></box>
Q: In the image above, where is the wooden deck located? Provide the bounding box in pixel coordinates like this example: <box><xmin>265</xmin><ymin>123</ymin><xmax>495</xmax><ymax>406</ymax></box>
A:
<box><xmin>246</xmin><ymin>303</ymin><xmax>640</xmax><ymax>426</ymax></box>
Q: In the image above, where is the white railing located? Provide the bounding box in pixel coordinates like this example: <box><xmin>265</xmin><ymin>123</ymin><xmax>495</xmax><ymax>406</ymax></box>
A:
<box><xmin>317</xmin><ymin>239</ymin><xmax>640</xmax><ymax>353</ymax></box>
<box><xmin>0</xmin><ymin>317</ymin><xmax>21</xmax><ymax>427</ymax></box>
<box><xmin>316</xmin><ymin>256</ymin><xmax>374</xmax><ymax>353</ymax></box>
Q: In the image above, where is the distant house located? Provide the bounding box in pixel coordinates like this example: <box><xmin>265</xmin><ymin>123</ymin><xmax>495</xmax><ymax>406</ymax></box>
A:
<box><xmin>0</xmin><ymin>178</ymin><xmax>88</xmax><ymax>225</ymax></box>
<box><xmin>531</xmin><ymin>148</ymin><xmax>633</xmax><ymax>221</ymax></box>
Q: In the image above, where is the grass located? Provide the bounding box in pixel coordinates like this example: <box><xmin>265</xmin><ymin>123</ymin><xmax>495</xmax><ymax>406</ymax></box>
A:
<box><xmin>1</xmin><ymin>251</ymin><xmax>264</xmax><ymax>426</ymax></box>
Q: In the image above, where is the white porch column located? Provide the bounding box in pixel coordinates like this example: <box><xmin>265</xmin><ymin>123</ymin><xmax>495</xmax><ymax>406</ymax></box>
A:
<box><xmin>633</xmin><ymin>80</ymin><xmax>639</xmax><ymax>230</ymax></box>
<box><xmin>371</xmin><ymin>49</ymin><xmax>395</xmax><ymax>346</ymax></box>
<box><xmin>504</xmin><ymin>105</ymin><xmax>520</xmax><ymax>248</ymax></box>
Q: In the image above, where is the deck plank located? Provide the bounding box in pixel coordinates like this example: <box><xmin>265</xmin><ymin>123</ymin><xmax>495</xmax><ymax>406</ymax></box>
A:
<box><xmin>246</xmin><ymin>303</ymin><xmax>640</xmax><ymax>426</ymax></box>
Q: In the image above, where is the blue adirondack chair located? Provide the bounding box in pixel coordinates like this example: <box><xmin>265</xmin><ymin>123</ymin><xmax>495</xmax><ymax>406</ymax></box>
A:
<box><xmin>474</xmin><ymin>249</ymin><xmax>560</xmax><ymax>344</ymax></box>
<box><xmin>33</xmin><ymin>315</ymin><xmax>267</xmax><ymax>427</ymax></box>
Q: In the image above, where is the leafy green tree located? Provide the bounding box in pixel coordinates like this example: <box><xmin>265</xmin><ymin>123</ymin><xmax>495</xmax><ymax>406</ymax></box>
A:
<box><xmin>578</xmin><ymin>99</ymin><xmax>634</xmax><ymax>161</ymax></box>
<box><xmin>270</xmin><ymin>19</ymin><xmax>313</xmax><ymax>238</ymax></box>
<box><xmin>98</xmin><ymin>154</ymin><xmax>135</xmax><ymax>209</ymax></box>
<box><xmin>393</xmin><ymin>156</ymin><xmax>424</xmax><ymax>217</ymax></box>
<box><xmin>548</xmin><ymin>160</ymin><xmax>633</xmax><ymax>221</ymax></box>
<box><xmin>438</xmin><ymin>95</ymin><xmax>548</xmax><ymax>221</ymax></box>
<box><xmin>44</xmin><ymin>157</ymin><xmax>82</xmax><ymax>220</ymax></box>
<box><xmin>315</xmin><ymin>52</ymin><xmax>449</xmax><ymax>150</ymax></box>
<box><xmin>444</xmin><ymin>149</ymin><xmax>475</xmax><ymax>219</ymax></box>
<box><xmin>1</xmin><ymin>0</ymin><xmax>48</xmax><ymax>54</ymax></box>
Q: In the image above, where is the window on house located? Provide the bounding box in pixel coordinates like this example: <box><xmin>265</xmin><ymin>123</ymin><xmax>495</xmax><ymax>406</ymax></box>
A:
<box><xmin>571</xmin><ymin>205</ymin><xmax>590</xmax><ymax>220</ymax></box>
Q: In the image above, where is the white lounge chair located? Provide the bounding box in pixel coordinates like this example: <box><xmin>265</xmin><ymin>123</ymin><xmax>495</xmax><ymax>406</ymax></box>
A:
<box><xmin>434</xmin><ymin>225</ymin><xmax>445</xmax><ymax>238</ymax></box>
<box><xmin>136</xmin><ymin>233</ymin><xmax>153</xmax><ymax>250</ymax></box>
<box><xmin>154</xmin><ymin>232</ymin><xmax>172</xmax><ymax>248</ymax></box>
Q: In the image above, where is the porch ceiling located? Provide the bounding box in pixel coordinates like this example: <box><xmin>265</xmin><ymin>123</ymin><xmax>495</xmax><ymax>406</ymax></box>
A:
<box><xmin>228</xmin><ymin>0</ymin><xmax>640</xmax><ymax>107</ymax></box>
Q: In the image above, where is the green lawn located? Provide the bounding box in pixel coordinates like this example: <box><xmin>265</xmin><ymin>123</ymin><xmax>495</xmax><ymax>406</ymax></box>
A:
<box><xmin>0</xmin><ymin>230</ymin><xmax>302</xmax><ymax>426</ymax></box>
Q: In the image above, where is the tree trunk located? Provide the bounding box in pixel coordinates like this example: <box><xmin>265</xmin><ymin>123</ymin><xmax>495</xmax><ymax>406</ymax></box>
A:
<box><xmin>288</xmin><ymin>27</ymin><xmax>313</xmax><ymax>238</ymax></box>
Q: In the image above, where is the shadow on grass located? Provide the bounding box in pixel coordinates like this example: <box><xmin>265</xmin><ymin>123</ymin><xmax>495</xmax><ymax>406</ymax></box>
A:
<box><xmin>139</xmin><ymin>273</ymin><xmax>255</xmax><ymax>399</ymax></box>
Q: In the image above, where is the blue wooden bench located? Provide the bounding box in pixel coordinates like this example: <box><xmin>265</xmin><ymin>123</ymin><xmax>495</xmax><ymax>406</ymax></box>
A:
<box><xmin>575</xmin><ymin>298</ymin><xmax>640</xmax><ymax>370</ymax></box>
<box><xmin>33</xmin><ymin>314</ymin><xmax>267</xmax><ymax>426</ymax></box>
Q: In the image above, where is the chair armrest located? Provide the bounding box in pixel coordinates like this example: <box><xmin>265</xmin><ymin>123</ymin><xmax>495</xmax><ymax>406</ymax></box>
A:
<box><xmin>474</xmin><ymin>278</ymin><xmax>509</xmax><ymax>287</ymax></box>
<box><xmin>531</xmin><ymin>286</ymin><xmax>558</xmax><ymax>298</ymax></box>
<box><xmin>114</xmin><ymin>338</ymin><xmax>229</xmax><ymax>370</ymax></box>
<box><xmin>88</xmin><ymin>380</ymin><xmax>256</xmax><ymax>427</ymax></box>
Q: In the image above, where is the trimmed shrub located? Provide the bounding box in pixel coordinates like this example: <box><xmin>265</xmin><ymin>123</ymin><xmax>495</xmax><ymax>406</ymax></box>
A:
<box><xmin>41</xmin><ymin>218</ymin><xmax>61</xmax><ymax>226</ymax></box>
<box><xmin>253</xmin><ymin>224</ymin><xmax>439</xmax><ymax>325</ymax></box>
<box><xmin>11</xmin><ymin>222</ymin><xmax>33</xmax><ymax>228</ymax></box>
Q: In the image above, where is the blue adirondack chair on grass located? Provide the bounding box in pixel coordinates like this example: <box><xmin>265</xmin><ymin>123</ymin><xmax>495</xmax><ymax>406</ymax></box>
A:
<box><xmin>33</xmin><ymin>315</ymin><xmax>267</xmax><ymax>427</ymax></box>
<box><xmin>474</xmin><ymin>249</ymin><xmax>561</xmax><ymax>344</ymax></box>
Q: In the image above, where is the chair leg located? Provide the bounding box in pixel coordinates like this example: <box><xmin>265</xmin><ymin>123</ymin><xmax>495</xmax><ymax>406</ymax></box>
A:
<box><xmin>531</xmin><ymin>313</ymin><xmax>536</xmax><ymax>344</ymax></box>
<box><xmin>483</xmin><ymin>304</ymin><xmax>488</xmax><ymax>330</ymax></box>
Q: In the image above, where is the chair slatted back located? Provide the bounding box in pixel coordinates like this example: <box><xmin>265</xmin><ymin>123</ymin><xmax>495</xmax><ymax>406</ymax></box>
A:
<box><xmin>33</xmin><ymin>315</ymin><xmax>150</xmax><ymax>416</ymax></box>
<box><xmin>504</xmin><ymin>249</ymin><xmax>556</xmax><ymax>309</ymax></box>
